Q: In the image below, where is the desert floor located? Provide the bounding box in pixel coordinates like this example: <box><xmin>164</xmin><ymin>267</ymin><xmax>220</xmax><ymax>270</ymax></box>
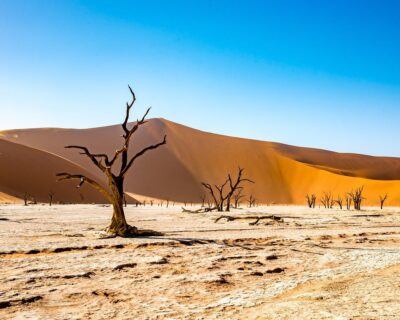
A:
<box><xmin>0</xmin><ymin>204</ymin><xmax>399</xmax><ymax>320</ymax></box>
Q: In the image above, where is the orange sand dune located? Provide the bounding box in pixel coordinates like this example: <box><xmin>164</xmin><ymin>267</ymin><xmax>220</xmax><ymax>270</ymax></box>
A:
<box><xmin>2</xmin><ymin>118</ymin><xmax>400</xmax><ymax>206</ymax></box>
<box><xmin>0</xmin><ymin>139</ymin><xmax>108</xmax><ymax>204</ymax></box>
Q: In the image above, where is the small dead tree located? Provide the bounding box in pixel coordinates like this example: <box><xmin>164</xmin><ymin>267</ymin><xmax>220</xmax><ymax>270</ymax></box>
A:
<box><xmin>335</xmin><ymin>195</ymin><xmax>343</xmax><ymax>210</ymax></box>
<box><xmin>233</xmin><ymin>189</ymin><xmax>245</xmax><ymax>208</ymax></box>
<box><xmin>379</xmin><ymin>194</ymin><xmax>388</xmax><ymax>210</ymax></box>
<box><xmin>57</xmin><ymin>86</ymin><xmax>166</xmax><ymax>237</ymax></box>
<box><xmin>48</xmin><ymin>191</ymin><xmax>55</xmax><ymax>206</ymax></box>
<box><xmin>346</xmin><ymin>194</ymin><xmax>352</xmax><ymax>210</ymax></box>
<box><xmin>23</xmin><ymin>192</ymin><xmax>30</xmax><ymax>206</ymax></box>
<box><xmin>348</xmin><ymin>187</ymin><xmax>365</xmax><ymax>210</ymax></box>
<box><xmin>320</xmin><ymin>192</ymin><xmax>333</xmax><ymax>209</ymax></box>
<box><xmin>248</xmin><ymin>194</ymin><xmax>256</xmax><ymax>208</ymax></box>
<box><xmin>306</xmin><ymin>194</ymin><xmax>317</xmax><ymax>208</ymax></box>
<box><xmin>200</xmin><ymin>195</ymin><xmax>206</xmax><ymax>208</ymax></box>
<box><xmin>201</xmin><ymin>167</ymin><xmax>253</xmax><ymax>212</ymax></box>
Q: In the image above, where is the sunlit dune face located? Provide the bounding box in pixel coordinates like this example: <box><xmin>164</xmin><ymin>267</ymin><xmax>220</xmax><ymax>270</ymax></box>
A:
<box><xmin>1</xmin><ymin>118</ymin><xmax>400</xmax><ymax>206</ymax></box>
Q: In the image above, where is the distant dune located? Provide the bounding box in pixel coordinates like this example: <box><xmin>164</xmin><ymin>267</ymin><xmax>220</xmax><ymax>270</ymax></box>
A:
<box><xmin>2</xmin><ymin>118</ymin><xmax>400</xmax><ymax>205</ymax></box>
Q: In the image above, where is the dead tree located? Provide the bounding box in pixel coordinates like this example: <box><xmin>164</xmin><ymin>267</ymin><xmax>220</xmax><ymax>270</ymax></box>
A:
<box><xmin>48</xmin><ymin>191</ymin><xmax>55</xmax><ymax>206</ymax></box>
<box><xmin>23</xmin><ymin>192</ymin><xmax>30</xmax><ymax>206</ymax></box>
<box><xmin>335</xmin><ymin>195</ymin><xmax>343</xmax><ymax>210</ymax></box>
<box><xmin>348</xmin><ymin>187</ymin><xmax>365</xmax><ymax>210</ymax></box>
<box><xmin>225</xmin><ymin>168</ymin><xmax>254</xmax><ymax>211</ymax></box>
<box><xmin>379</xmin><ymin>194</ymin><xmax>388</xmax><ymax>210</ymax></box>
<box><xmin>346</xmin><ymin>195</ymin><xmax>352</xmax><ymax>210</ymax></box>
<box><xmin>306</xmin><ymin>194</ymin><xmax>317</xmax><ymax>208</ymax></box>
<box><xmin>248</xmin><ymin>194</ymin><xmax>256</xmax><ymax>208</ymax></box>
<box><xmin>200</xmin><ymin>195</ymin><xmax>206</xmax><ymax>207</ymax></box>
<box><xmin>233</xmin><ymin>189</ymin><xmax>245</xmax><ymax>208</ymax></box>
<box><xmin>320</xmin><ymin>192</ymin><xmax>333</xmax><ymax>209</ymax></box>
<box><xmin>187</xmin><ymin>168</ymin><xmax>253</xmax><ymax>213</ymax></box>
<box><xmin>57</xmin><ymin>86</ymin><xmax>166</xmax><ymax>237</ymax></box>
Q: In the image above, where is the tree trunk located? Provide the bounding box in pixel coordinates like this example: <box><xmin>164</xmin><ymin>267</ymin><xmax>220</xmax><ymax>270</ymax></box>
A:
<box><xmin>106</xmin><ymin>177</ymin><xmax>137</xmax><ymax>236</ymax></box>
<box><xmin>225</xmin><ymin>196</ymin><xmax>231</xmax><ymax>212</ymax></box>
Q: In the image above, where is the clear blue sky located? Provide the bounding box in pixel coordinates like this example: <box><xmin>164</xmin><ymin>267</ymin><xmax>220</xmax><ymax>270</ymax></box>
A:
<box><xmin>1</xmin><ymin>0</ymin><xmax>399</xmax><ymax>156</ymax></box>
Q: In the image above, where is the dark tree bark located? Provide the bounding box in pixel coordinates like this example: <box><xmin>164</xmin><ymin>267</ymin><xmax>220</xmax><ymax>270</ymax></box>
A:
<box><xmin>57</xmin><ymin>86</ymin><xmax>166</xmax><ymax>237</ymax></box>
<box><xmin>335</xmin><ymin>195</ymin><xmax>343</xmax><ymax>210</ymax></box>
<box><xmin>306</xmin><ymin>194</ymin><xmax>317</xmax><ymax>208</ymax></box>
<box><xmin>348</xmin><ymin>187</ymin><xmax>365</xmax><ymax>210</ymax></box>
<box><xmin>379</xmin><ymin>194</ymin><xmax>388</xmax><ymax>210</ymax></box>
<box><xmin>200</xmin><ymin>167</ymin><xmax>253</xmax><ymax>212</ymax></box>
<box><xmin>346</xmin><ymin>195</ymin><xmax>352</xmax><ymax>210</ymax></box>
<box><xmin>200</xmin><ymin>195</ymin><xmax>206</xmax><ymax>208</ymax></box>
<box><xmin>48</xmin><ymin>191</ymin><xmax>55</xmax><ymax>206</ymax></box>
<box><xmin>123</xmin><ymin>193</ymin><xmax>127</xmax><ymax>207</ymax></box>
<box><xmin>201</xmin><ymin>181</ymin><xmax>226</xmax><ymax>211</ymax></box>
<box><xmin>215</xmin><ymin>214</ymin><xmax>283</xmax><ymax>225</ymax></box>
<box><xmin>233</xmin><ymin>189</ymin><xmax>245</xmax><ymax>208</ymax></box>
<box><xmin>321</xmin><ymin>192</ymin><xmax>333</xmax><ymax>209</ymax></box>
<box><xmin>248</xmin><ymin>194</ymin><xmax>256</xmax><ymax>208</ymax></box>
<box><xmin>225</xmin><ymin>168</ymin><xmax>254</xmax><ymax>212</ymax></box>
<box><xmin>23</xmin><ymin>192</ymin><xmax>30</xmax><ymax>206</ymax></box>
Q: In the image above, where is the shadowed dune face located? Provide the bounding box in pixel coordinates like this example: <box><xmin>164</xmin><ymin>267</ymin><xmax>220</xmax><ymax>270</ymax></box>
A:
<box><xmin>2</xmin><ymin>118</ymin><xmax>400</xmax><ymax>205</ymax></box>
<box><xmin>0</xmin><ymin>139</ymin><xmax>107</xmax><ymax>204</ymax></box>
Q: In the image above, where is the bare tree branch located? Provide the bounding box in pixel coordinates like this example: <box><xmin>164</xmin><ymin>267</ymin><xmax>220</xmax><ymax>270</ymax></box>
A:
<box><xmin>65</xmin><ymin>145</ymin><xmax>109</xmax><ymax>170</ymax></box>
<box><xmin>122</xmin><ymin>85</ymin><xmax>136</xmax><ymax>136</ymax></box>
<box><xmin>121</xmin><ymin>135</ymin><xmax>167</xmax><ymax>176</ymax></box>
<box><xmin>215</xmin><ymin>215</ymin><xmax>283</xmax><ymax>224</ymax></box>
<box><xmin>56</xmin><ymin>173</ymin><xmax>112</xmax><ymax>203</ymax></box>
<box><xmin>379</xmin><ymin>193</ymin><xmax>388</xmax><ymax>210</ymax></box>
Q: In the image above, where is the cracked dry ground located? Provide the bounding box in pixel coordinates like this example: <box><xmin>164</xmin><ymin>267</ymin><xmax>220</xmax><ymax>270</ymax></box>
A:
<box><xmin>1</xmin><ymin>205</ymin><xmax>400</xmax><ymax>319</ymax></box>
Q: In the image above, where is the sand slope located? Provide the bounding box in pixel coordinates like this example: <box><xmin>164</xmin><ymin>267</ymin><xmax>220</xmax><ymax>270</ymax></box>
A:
<box><xmin>0</xmin><ymin>139</ymin><xmax>108</xmax><ymax>203</ymax></box>
<box><xmin>2</xmin><ymin>118</ymin><xmax>400</xmax><ymax>205</ymax></box>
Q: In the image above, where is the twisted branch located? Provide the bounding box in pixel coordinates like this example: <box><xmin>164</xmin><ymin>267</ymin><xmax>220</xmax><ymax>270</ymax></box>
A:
<box><xmin>56</xmin><ymin>173</ymin><xmax>113</xmax><ymax>202</ymax></box>
<box><xmin>121</xmin><ymin>135</ymin><xmax>167</xmax><ymax>176</ymax></box>
<box><xmin>65</xmin><ymin>145</ymin><xmax>109</xmax><ymax>170</ymax></box>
